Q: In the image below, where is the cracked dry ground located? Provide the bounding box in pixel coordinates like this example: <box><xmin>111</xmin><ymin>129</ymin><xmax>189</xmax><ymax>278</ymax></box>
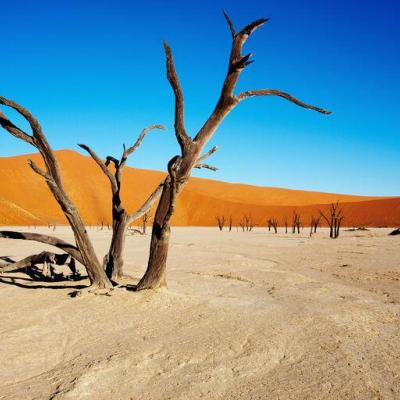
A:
<box><xmin>0</xmin><ymin>227</ymin><xmax>399</xmax><ymax>399</ymax></box>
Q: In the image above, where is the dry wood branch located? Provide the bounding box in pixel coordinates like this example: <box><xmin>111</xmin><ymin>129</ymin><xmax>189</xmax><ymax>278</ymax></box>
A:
<box><xmin>121</xmin><ymin>125</ymin><xmax>166</xmax><ymax>165</ymax></box>
<box><xmin>128</xmin><ymin>182</ymin><xmax>164</xmax><ymax>223</ymax></box>
<box><xmin>236</xmin><ymin>90</ymin><xmax>331</xmax><ymax>115</ymax></box>
<box><xmin>194</xmin><ymin>163</ymin><xmax>218</xmax><ymax>171</ymax></box>
<box><xmin>163</xmin><ymin>42</ymin><xmax>191</xmax><ymax>151</ymax></box>
<box><xmin>195</xmin><ymin>146</ymin><xmax>219</xmax><ymax>170</ymax></box>
<box><xmin>0</xmin><ymin>231</ymin><xmax>83</xmax><ymax>264</ymax></box>
<box><xmin>78</xmin><ymin>144</ymin><xmax>117</xmax><ymax>191</ymax></box>
<box><xmin>0</xmin><ymin>251</ymin><xmax>78</xmax><ymax>278</ymax></box>
<box><xmin>223</xmin><ymin>10</ymin><xmax>236</xmax><ymax>38</ymax></box>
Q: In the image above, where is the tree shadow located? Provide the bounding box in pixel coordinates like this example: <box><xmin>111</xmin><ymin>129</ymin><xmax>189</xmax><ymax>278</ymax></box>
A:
<box><xmin>0</xmin><ymin>256</ymin><xmax>15</xmax><ymax>263</ymax></box>
<box><xmin>0</xmin><ymin>274</ymin><xmax>88</xmax><ymax>290</ymax></box>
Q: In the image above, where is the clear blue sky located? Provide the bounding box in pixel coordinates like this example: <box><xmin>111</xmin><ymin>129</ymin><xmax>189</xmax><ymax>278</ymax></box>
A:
<box><xmin>1</xmin><ymin>0</ymin><xmax>399</xmax><ymax>195</ymax></box>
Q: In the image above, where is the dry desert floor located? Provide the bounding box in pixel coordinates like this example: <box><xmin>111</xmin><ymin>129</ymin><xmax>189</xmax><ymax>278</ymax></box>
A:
<box><xmin>0</xmin><ymin>227</ymin><xmax>399</xmax><ymax>399</ymax></box>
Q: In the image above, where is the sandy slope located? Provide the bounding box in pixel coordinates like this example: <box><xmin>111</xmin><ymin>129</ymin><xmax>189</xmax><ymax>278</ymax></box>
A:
<box><xmin>0</xmin><ymin>227</ymin><xmax>399</xmax><ymax>399</ymax></box>
<box><xmin>0</xmin><ymin>150</ymin><xmax>399</xmax><ymax>227</ymax></box>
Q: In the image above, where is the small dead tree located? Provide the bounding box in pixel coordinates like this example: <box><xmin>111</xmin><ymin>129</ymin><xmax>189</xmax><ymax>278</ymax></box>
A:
<box><xmin>136</xmin><ymin>12</ymin><xmax>330</xmax><ymax>290</ymax></box>
<box><xmin>320</xmin><ymin>202</ymin><xmax>344</xmax><ymax>239</ymax></box>
<box><xmin>267</xmin><ymin>218</ymin><xmax>278</xmax><ymax>233</ymax></box>
<box><xmin>216</xmin><ymin>216</ymin><xmax>225</xmax><ymax>231</ymax></box>
<box><xmin>142</xmin><ymin>211</ymin><xmax>152</xmax><ymax>234</ymax></box>
<box><xmin>310</xmin><ymin>215</ymin><xmax>321</xmax><ymax>234</ymax></box>
<box><xmin>0</xmin><ymin>97</ymin><xmax>112</xmax><ymax>291</ymax></box>
<box><xmin>243</xmin><ymin>215</ymin><xmax>256</xmax><ymax>231</ymax></box>
<box><xmin>228</xmin><ymin>216</ymin><xmax>233</xmax><ymax>232</ymax></box>
<box><xmin>79</xmin><ymin>125</ymin><xmax>165</xmax><ymax>280</ymax></box>
<box><xmin>284</xmin><ymin>216</ymin><xmax>288</xmax><ymax>234</ymax></box>
<box><xmin>292</xmin><ymin>212</ymin><xmax>301</xmax><ymax>234</ymax></box>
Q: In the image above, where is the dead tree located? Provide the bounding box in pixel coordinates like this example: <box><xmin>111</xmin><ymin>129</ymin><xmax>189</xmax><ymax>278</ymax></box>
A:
<box><xmin>310</xmin><ymin>215</ymin><xmax>321</xmax><ymax>234</ymax></box>
<box><xmin>320</xmin><ymin>202</ymin><xmax>344</xmax><ymax>239</ymax></box>
<box><xmin>216</xmin><ymin>216</ymin><xmax>225</xmax><ymax>231</ymax></box>
<box><xmin>243</xmin><ymin>215</ymin><xmax>255</xmax><ymax>231</ymax></box>
<box><xmin>228</xmin><ymin>216</ymin><xmax>233</xmax><ymax>232</ymax></box>
<box><xmin>79</xmin><ymin>125</ymin><xmax>165</xmax><ymax>280</ymax></box>
<box><xmin>142</xmin><ymin>211</ymin><xmax>152</xmax><ymax>234</ymax></box>
<box><xmin>292</xmin><ymin>212</ymin><xmax>301</xmax><ymax>234</ymax></box>
<box><xmin>136</xmin><ymin>12</ymin><xmax>330</xmax><ymax>290</ymax></box>
<box><xmin>267</xmin><ymin>218</ymin><xmax>278</xmax><ymax>233</ymax></box>
<box><xmin>0</xmin><ymin>98</ymin><xmax>112</xmax><ymax>291</ymax></box>
<box><xmin>284</xmin><ymin>216</ymin><xmax>288</xmax><ymax>233</ymax></box>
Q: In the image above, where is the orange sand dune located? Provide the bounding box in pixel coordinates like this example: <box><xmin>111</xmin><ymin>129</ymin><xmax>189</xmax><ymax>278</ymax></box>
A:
<box><xmin>0</xmin><ymin>150</ymin><xmax>398</xmax><ymax>227</ymax></box>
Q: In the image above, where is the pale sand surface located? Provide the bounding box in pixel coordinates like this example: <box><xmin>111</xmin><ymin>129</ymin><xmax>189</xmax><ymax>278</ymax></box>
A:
<box><xmin>0</xmin><ymin>227</ymin><xmax>399</xmax><ymax>399</ymax></box>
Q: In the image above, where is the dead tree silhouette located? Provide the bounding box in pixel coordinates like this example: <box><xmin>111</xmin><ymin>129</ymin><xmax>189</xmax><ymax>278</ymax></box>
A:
<box><xmin>216</xmin><ymin>216</ymin><xmax>225</xmax><ymax>231</ymax></box>
<box><xmin>136</xmin><ymin>12</ymin><xmax>330</xmax><ymax>290</ymax></box>
<box><xmin>320</xmin><ymin>202</ymin><xmax>344</xmax><ymax>238</ymax></box>
<box><xmin>79</xmin><ymin>125</ymin><xmax>165</xmax><ymax>280</ymax></box>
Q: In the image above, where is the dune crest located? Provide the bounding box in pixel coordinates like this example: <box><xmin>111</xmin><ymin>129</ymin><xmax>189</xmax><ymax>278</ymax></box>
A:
<box><xmin>0</xmin><ymin>150</ymin><xmax>398</xmax><ymax>227</ymax></box>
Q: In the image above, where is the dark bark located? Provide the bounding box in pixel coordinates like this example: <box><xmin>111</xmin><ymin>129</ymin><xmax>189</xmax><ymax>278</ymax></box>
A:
<box><xmin>0</xmin><ymin>98</ymin><xmax>111</xmax><ymax>290</ymax></box>
<box><xmin>137</xmin><ymin>12</ymin><xmax>330</xmax><ymax>290</ymax></box>
<box><xmin>216</xmin><ymin>216</ymin><xmax>225</xmax><ymax>231</ymax></box>
<box><xmin>104</xmin><ymin>213</ymin><xmax>129</xmax><ymax>280</ymax></box>
<box><xmin>320</xmin><ymin>202</ymin><xmax>344</xmax><ymax>239</ymax></box>
<box><xmin>136</xmin><ymin>176</ymin><xmax>174</xmax><ymax>289</ymax></box>
<box><xmin>79</xmin><ymin>126</ymin><xmax>165</xmax><ymax>280</ymax></box>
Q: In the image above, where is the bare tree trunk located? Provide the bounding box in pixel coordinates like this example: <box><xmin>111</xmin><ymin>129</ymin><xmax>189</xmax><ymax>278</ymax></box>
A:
<box><xmin>79</xmin><ymin>127</ymin><xmax>164</xmax><ymax>281</ymax></box>
<box><xmin>104</xmin><ymin>213</ymin><xmax>129</xmax><ymax>280</ymax></box>
<box><xmin>137</xmin><ymin>178</ymin><xmax>175</xmax><ymax>289</ymax></box>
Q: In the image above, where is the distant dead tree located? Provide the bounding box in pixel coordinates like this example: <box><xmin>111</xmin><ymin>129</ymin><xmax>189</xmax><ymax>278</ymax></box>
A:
<box><xmin>141</xmin><ymin>211</ymin><xmax>152</xmax><ymax>234</ymax></box>
<box><xmin>79</xmin><ymin>125</ymin><xmax>165</xmax><ymax>280</ymax></box>
<box><xmin>134</xmin><ymin>12</ymin><xmax>330</xmax><ymax>290</ymax></box>
<box><xmin>284</xmin><ymin>216</ymin><xmax>288</xmax><ymax>233</ymax></box>
<box><xmin>228</xmin><ymin>216</ymin><xmax>233</xmax><ymax>232</ymax></box>
<box><xmin>0</xmin><ymin>97</ymin><xmax>112</xmax><ymax>291</ymax></box>
<box><xmin>292</xmin><ymin>212</ymin><xmax>301</xmax><ymax>234</ymax></box>
<box><xmin>320</xmin><ymin>202</ymin><xmax>344</xmax><ymax>239</ymax></box>
<box><xmin>243</xmin><ymin>215</ymin><xmax>256</xmax><ymax>231</ymax></box>
<box><xmin>310</xmin><ymin>215</ymin><xmax>321</xmax><ymax>234</ymax></box>
<box><xmin>267</xmin><ymin>218</ymin><xmax>278</xmax><ymax>233</ymax></box>
<box><xmin>216</xmin><ymin>216</ymin><xmax>225</xmax><ymax>231</ymax></box>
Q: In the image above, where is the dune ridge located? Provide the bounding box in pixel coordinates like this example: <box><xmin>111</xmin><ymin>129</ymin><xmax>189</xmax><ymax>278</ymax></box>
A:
<box><xmin>0</xmin><ymin>150</ymin><xmax>398</xmax><ymax>227</ymax></box>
